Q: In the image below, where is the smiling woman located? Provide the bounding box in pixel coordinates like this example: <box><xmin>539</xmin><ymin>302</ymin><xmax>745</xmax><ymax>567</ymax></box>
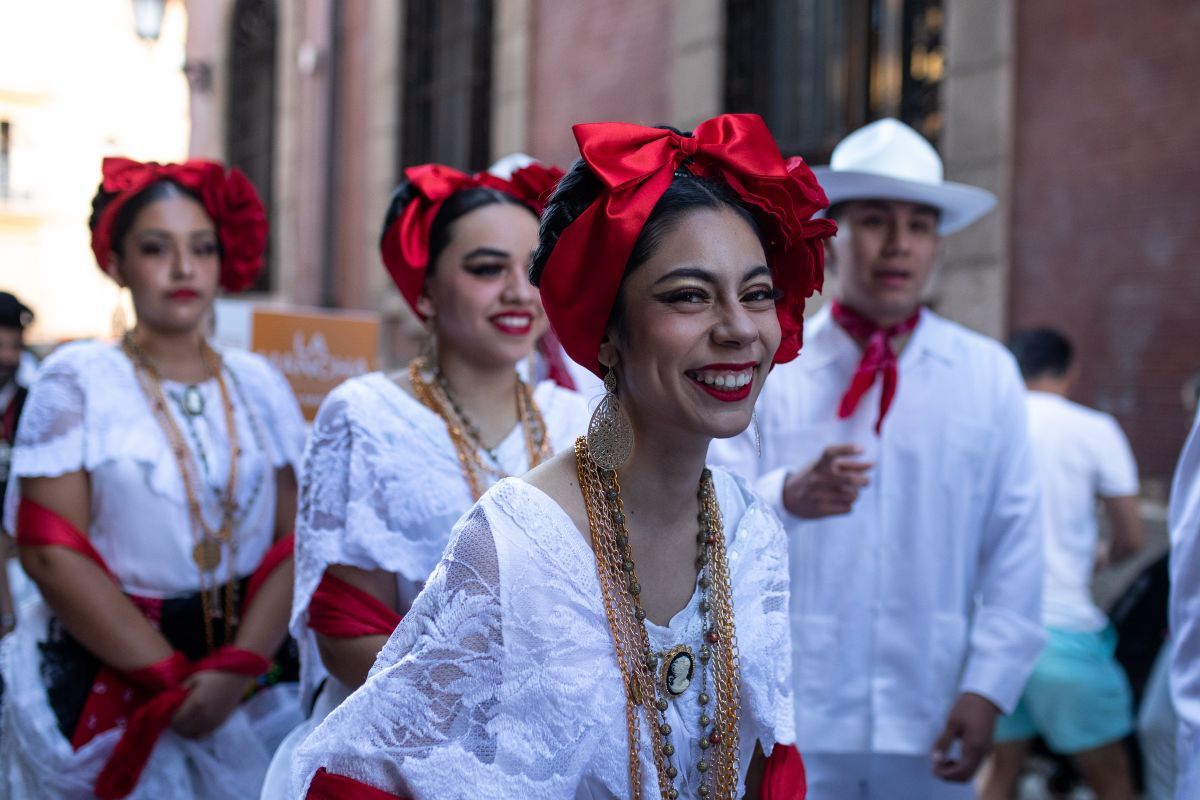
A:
<box><xmin>0</xmin><ymin>158</ymin><xmax>306</xmax><ymax>799</ymax></box>
<box><xmin>268</xmin><ymin>160</ymin><xmax>590</xmax><ymax>798</ymax></box>
<box><xmin>292</xmin><ymin>114</ymin><xmax>834</xmax><ymax>800</ymax></box>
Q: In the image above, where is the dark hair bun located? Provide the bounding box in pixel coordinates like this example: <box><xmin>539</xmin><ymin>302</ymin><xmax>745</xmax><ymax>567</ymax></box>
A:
<box><xmin>529</xmin><ymin>158</ymin><xmax>604</xmax><ymax>287</ymax></box>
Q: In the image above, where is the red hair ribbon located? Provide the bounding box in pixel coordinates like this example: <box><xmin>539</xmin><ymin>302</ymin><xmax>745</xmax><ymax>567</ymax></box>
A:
<box><xmin>830</xmin><ymin>301</ymin><xmax>921</xmax><ymax>434</ymax></box>
<box><xmin>537</xmin><ymin>114</ymin><xmax>836</xmax><ymax>376</ymax></box>
<box><xmin>380</xmin><ymin>162</ymin><xmax>564</xmax><ymax>319</ymax></box>
<box><xmin>90</xmin><ymin>157</ymin><xmax>268</xmax><ymax>293</ymax></box>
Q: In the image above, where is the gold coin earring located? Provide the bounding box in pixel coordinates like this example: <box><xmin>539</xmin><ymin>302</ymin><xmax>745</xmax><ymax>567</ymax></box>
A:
<box><xmin>586</xmin><ymin>369</ymin><xmax>634</xmax><ymax>471</ymax></box>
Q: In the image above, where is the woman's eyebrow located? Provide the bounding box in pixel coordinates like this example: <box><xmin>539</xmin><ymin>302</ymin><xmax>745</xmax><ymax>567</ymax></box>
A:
<box><xmin>462</xmin><ymin>246</ymin><xmax>510</xmax><ymax>260</ymax></box>
<box><xmin>651</xmin><ymin>266</ymin><xmax>717</xmax><ymax>287</ymax></box>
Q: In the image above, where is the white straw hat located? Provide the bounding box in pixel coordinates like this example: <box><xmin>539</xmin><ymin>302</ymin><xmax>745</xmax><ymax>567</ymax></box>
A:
<box><xmin>813</xmin><ymin>118</ymin><xmax>996</xmax><ymax>234</ymax></box>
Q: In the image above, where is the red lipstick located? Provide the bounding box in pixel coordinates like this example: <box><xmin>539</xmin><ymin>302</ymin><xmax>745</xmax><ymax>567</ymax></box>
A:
<box><xmin>489</xmin><ymin>311</ymin><xmax>534</xmax><ymax>336</ymax></box>
<box><xmin>685</xmin><ymin>362</ymin><xmax>758</xmax><ymax>403</ymax></box>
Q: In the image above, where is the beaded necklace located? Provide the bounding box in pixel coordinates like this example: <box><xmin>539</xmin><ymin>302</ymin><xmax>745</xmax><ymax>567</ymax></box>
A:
<box><xmin>408</xmin><ymin>357</ymin><xmax>551</xmax><ymax>499</ymax></box>
<box><xmin>122</xmin><ymin>333</ymin><xmax>239</xmax><ymax>652</ymax></box>
<box><xmin>575</xmin><ymin>437</ymin><xmax>742</xmax><ymax>799</ymax></box>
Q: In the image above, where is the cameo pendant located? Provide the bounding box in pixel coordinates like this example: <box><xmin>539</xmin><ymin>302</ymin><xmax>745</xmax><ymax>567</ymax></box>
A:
<box><xmin>181</xmin><ymin>385</ymin><xmax>206</xmax><ymax>417</ymax></box>
<box><xmin>659</xmin><ymin>645</ymin><xmax>696</xmax><ymax>698</ymax></box>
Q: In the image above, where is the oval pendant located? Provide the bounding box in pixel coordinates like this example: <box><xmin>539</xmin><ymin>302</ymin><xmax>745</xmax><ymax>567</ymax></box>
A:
<box><xmin>181</xmin><ymin>386</ymin><xmax>205</xmax><ymax>417</ymax></box>
<box><xmin>193</xmin><ymin>539</ymin><xmax>222</xmax><ymax>571</ymax></box>
<box><xmin>660</xmin><ymin>646</ymin><xmax>695</xmax><ymax>697</ymax></box>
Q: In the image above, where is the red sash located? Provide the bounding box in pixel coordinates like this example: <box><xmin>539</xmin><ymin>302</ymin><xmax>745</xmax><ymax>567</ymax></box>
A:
<box><xmin>16</xmin><ymin>498</ymin><xmax>289</xmax><ymax>799</ymax></box>
<box><xmin>308</xmin><ymin>572</ymin><xmax>402</xmax><ymax>638</ymax></box>
<box><xmin>762</xmin><ymin>744</ymin><xmax>807</xmax><ymax>799</ymax></box>
<box><xmin>306</xmin><ymin>748</ymin><xmax>803</xmax><ymax>800</ymax></box>
<box><xmin>307</xmin><ymin>768</ymin><xmax>409</xmax><ymax>799</ymax></box>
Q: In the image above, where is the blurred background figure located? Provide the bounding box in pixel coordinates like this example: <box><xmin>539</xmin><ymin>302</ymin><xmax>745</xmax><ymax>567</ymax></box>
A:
<box><xmin>0</xmin><ymin>289</ymin><xmax>33</xmax><ymax>639</ymax></box>
<box><xmin>981</xmin><ymin>328</ymin><xmax>1144</xmax><ymax>800</ymax></box>
<box><xmin>1169</xmin><ymin>397</ymin><xmax>1200</xmax><ymax>799</ymax></box>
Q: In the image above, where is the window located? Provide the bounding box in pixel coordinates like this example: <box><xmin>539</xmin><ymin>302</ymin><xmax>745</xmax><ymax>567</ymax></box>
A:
<box><xmin>725</xmin><ymin>0</ymin><xmax>944</xmax><ymax>163</ymax></box>
<box><xmin>399</xmin><ymin>0</ymin><xmax>494</xmax><ymax>174</ymax></box>
<box><xmin>226</xmin><ymin>0</ymin><xmax>278</xmax><ymax>291</ymax></box>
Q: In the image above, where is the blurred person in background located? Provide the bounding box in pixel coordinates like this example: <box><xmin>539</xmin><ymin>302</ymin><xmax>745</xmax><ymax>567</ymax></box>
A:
<box><xmin>1169</xmin><ymin>397</ymin><xmax>1200</xmax><ymax>799</ymax></box>
<box><xmin>0</xmin><ymin>158</ymin><xmax>305</xmax><ymax>798</ymax></box>
<box><xmin>0</xmin><ymin>290</ymin><xmax>34</xmax><ymax>639</ymax></box>
<box><xmin>710</xmin><ymin>118</ymin><xmax>1044</xmax><ymax>799</ymax></box>
<box><xmin>263</xmin><ymin>160</ymin><xmax>587</xmax><ymax>797</ymax></box>
<box><xmin>979</xmin><ymin>328</ymin><xmax>1144</xmax><ymax>800</ymax></box>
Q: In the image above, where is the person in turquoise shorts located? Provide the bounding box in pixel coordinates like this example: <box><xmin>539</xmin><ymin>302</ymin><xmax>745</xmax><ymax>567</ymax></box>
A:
<box><xmin>981</xmin><ymin>328</ymin><xmax>1146</xmax><ymax>800</ymax></box>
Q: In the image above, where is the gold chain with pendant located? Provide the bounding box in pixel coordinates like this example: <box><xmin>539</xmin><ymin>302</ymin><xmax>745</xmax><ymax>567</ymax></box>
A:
<box><xmin>575</xmin><ymin>436</ymin><xmax>742</xmax><ymax>799</ymax></box>
<box><xmin>122</xmin><ymin>333</ymin><xmax>240</xmax><ymax>652</ymax></box>
<box><xmin>408</xmin><ymin>356</ymin><xmax>551</xmax><ymax>500</ymax></box>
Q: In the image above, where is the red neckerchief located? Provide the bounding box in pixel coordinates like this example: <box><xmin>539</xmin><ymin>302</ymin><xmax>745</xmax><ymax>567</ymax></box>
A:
<box><xmin>831</xmin><ymin>301</ymin><xmax>921</xmax><ymax>434</ymax></box>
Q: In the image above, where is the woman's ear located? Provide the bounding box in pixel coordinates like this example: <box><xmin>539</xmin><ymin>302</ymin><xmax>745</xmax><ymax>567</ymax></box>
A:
<box><xmin>104</xmin><ymin>252</ymin><xmax>126</xmax><ymax>287</ymax></box>
<box><xmin>415</xmin><ymin>282</ymin><xmax>436</xmax><ymax>320</ymax></box>
<box><xmin>597</xmin><ymin>334</ymin><xmax>618</xmax><ymax>373</ymax></box>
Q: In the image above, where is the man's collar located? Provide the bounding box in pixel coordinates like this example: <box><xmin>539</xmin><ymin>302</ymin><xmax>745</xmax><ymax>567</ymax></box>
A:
<box><xmin>800</xmin><ymin>302</ymin><xmax>957</xmax><ymax>367</ymax></box>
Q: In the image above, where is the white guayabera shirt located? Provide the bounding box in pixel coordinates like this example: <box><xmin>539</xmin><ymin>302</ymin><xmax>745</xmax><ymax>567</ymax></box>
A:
<box><xmin>709</xmin><ymin>305</ymin><xmax>1046</xmax><ymax>756</ymax></box>
<box><xmin>292</xmin><ymin>470</ymin><xmax>795</xmax><ymax>799</ymax></box>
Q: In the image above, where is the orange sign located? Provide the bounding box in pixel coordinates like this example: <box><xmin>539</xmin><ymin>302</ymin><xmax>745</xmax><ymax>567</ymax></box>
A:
<box><xmin>250</xmin><ymin>308</ymin><xmax>379</xmax><ymax>421</ymax></box>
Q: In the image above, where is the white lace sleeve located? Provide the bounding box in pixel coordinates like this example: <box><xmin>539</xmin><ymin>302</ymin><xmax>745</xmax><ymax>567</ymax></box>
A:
<box><xmin>718</xmin><ymin>467</ymin><xmax>797</xmax><ymax>755</ymax></box>
<box><xmin>2</xmin><ymin>346</ymin><xmax>88</xmax><ymax>531</ymax></box>
<box><xmin>293</xmin><ymin>481</ymin><xmax>622</xmax><ymax>799</ymax></box>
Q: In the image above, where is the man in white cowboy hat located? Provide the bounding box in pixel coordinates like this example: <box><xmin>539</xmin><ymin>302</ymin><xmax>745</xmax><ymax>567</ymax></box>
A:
<box><xmin>710</xmin><ymin>118</ymin><xmax>1044</xmax><ymax>798</ymax></box>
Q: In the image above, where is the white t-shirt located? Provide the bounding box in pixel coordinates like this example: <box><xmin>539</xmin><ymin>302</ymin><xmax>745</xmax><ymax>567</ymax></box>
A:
<box><xmin>1027</xmin><ymin>391</ymin><xmax>1139</xmax><ymax>631</ymax></box>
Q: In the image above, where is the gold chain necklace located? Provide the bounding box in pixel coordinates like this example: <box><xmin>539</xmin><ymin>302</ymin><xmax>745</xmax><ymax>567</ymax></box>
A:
<box><xmin>408</xmin><ymin>357</ymin><xmax>551</xmax><ymax>500</ymax></box>
<box><xmin>122</xmin><ymin>333</ymin><xmax>240</xmax><ymax>652</ymax></box>
<box><xmin>575</xmin><ymin>437</ymin><xmax>742</xmax><ymax>799</ymax></box>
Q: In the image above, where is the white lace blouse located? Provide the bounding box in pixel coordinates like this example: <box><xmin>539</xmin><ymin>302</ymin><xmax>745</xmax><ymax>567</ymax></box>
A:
<box><xmin>292</xmin><ymin>470</ymin><xmax>795</xmax><ymax>799</ymax></box>
<box><xmin>2</xmin><ymin>339</ymin><xmax>305</xmax><ymax>594</ymax></box>
<box><xmin>290</xmin><ymin>371</ymin><xmax>589</xmax><ymax>708</ymax></box>
<box><xmin>0</xmin><ymin>339</ymin><xmax>306</xmax><ymax>799</ymax></box>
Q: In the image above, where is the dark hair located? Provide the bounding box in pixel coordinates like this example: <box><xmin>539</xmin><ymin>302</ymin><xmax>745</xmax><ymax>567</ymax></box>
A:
<box><xmin>1007</xmin><ymin>327</ymin><xmax>1074</xmax><ymax>380</ymax></box>
<box><xmin>88</xmin><ymin>180</ymin><xmax>208</xmax><ymax>258</ymax></box>
<box><xmin>530</xmin><ymin>128</ymin><xmax>766</xmax><ymax>329</ymax></box>
<box><xmin>380</xmin><ymin>182</ymin><xmax>535</xmax><ymax>277</ymax></box>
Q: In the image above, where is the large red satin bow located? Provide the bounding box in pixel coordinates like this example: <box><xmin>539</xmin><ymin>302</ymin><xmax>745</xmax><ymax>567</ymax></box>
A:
<box><xmin>379</xmin><ymin>163</ymin><xmax>563</xmax><ymax>318</ymax></box>
<box><xmin>538</xmin><ymin>114</ymin><xmax>836</xmax><ymax>376</ymax></box>
<box><xmin>91</xmin><ymin>157</ymin><xmax>267</xmax><ymax>293</ymax></box>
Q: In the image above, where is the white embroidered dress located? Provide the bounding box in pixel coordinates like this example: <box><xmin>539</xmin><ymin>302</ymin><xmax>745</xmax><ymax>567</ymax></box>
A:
<box><xmin>263</xmin><ymin>373</ymin><xmax>587</xmax><ymax>795</ymax></box>
<box><xmin>292</xmin><ymin>468</ymin><xmax>795</xmax><ymax>799</ymax></box>
<box><xmin>0</xmin><ymin>340</ymin><xmax>306</xmax><ymax>799</ymax></box>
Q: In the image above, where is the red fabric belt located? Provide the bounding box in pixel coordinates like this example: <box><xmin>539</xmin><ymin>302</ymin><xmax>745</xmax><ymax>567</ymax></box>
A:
<box><xmin>305</xmin><ymin>747</ymin><xmax>803</xmax><ymax>800</ymax></box>
<box><xmin>308</xmin><ymin>572</ymin><xmax>402</xmax><ymax>638</ymax></box>
<box><xmin>307</xmin><ymin>768</ymin><xmax>409</xmax><ymax>799</ymax></box>
<box><xmin>762</xmin><ymin>744</ymin><xmax>807</xmax><ymax>799</ymax></box>
<box><xmin>16</xmin><ymin>498</ymin><xmax>289</xmax><ymax>799</ymax></box>
<box><xmin>93</xmin><ymin>646</ymin><xmax>270</xmax><ymax>799</ymax></box>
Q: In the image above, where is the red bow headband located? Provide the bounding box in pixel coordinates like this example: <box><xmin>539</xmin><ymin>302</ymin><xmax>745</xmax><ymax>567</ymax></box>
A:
<box><xmin>379</xmin><ymin>162</ymin><xmax>563</xmax><ymax>319</ymax></box>
<box><xmin>538</xmin><ymin>114</ymin><xmax>837</xmax><ymax>376</ymax></box>
<box><xmin>90</xmin><ymin>157</ymin><xmax>267</xmax><ymax>293</ymax></box>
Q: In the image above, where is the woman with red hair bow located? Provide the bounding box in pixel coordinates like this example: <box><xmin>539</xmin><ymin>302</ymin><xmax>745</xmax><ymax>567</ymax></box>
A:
<box><xmin>0</xmin><ymin>159</ymin><xmax>305</xmax><ymax>798</ymax></box>
<box><xmin>294</xmin><ymin>114</ymin><xmax>833</xmax><ymax>800</ymax></box>
<box><xmin>268</xmin><ymin>161</ymin><xmax>588</xmax><ymax>796</ymax></box>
